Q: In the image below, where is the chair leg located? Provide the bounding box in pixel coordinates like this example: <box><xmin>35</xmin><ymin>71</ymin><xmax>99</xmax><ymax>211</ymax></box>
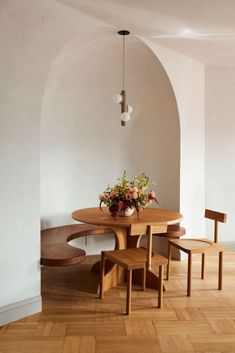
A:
<box><xmin>218</xmin><ymin>251</ymin><xmax>223</xmax><ymax>290</ymax></box>
<box><xmin>201</xmin><ymin>253</ymin><xmax>205</xmax><ymax>279</ymax></box>
<box><xmin>166</xmin><ymin>242</ymin><xmax>172</xmax><ymax>280</ymax></box>
<box><xmin>99</xmin><ymin>251</ymin><xmax>105</xmax><ymax>299</ymax></box>
<box><xmin>158</xmin><ymin>265</ymin><xmax>163</xmax><ymax>308</ymax></box>
<box><xmin>126</xmin><ymin>269</ymin><xmax>132</xmax><ymax>315</ymax></box>
<box><xmin>187</xmin><ymin>253</ymin><xmax>192</xmax><ymax>297</ymax></box>
<box><xmin>142</xmin><ymin>268</ymin><xmax>146</xmax><ymax>291</ymax></box>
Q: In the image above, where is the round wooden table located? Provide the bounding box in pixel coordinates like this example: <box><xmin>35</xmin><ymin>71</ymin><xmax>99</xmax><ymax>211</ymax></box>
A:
<box><xmin>72</xmin><ymin>207</ymin><xmax>183</xmax><ymax>291</ymax></box>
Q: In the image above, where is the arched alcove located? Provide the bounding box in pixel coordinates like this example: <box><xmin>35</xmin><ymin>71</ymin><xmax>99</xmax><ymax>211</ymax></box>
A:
<box><xmin>40</xmin><ymin>29</ymin><xmax>180</xmax><ymax>254</ymax></box>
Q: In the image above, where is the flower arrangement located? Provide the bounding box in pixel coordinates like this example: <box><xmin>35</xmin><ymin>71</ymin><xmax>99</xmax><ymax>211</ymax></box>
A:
<box><xmin>99</xmin><ymin>171</ymin><xmax>158</xmax><ymax>218</ymax></box>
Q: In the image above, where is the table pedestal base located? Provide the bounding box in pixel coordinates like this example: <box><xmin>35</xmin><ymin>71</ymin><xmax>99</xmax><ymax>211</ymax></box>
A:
<box><xmin>91</xmin><ymin>261</ymin><xmax>166</xmax><ymax>292</ymax></box>
<box><xmin>91</xmin><ymin>260</ymin><xmax>125</xmax><ymax>293</ymax></box>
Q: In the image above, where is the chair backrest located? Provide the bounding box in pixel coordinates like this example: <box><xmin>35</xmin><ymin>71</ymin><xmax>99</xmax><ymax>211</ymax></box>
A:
<box><xmin>146</xmin><ymin>225</ymin><xmax>153</xmax><ymax>270</ymax></box>
<box><xmin>130</xmin><ymin>224</ymin><xmax>167</xmax><ymax>270</ymax></box>
<box><xmin>204</xmin><ymin>209</ymin><xmax>227</xmax><ymax>243</ymax></box>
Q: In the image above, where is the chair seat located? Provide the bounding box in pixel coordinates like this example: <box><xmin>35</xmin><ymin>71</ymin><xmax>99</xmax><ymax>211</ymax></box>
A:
<box><xmin>104</xmin><ymin>248</ymin><xmax>168</xmax><ymax>270</ymax></box>
<box><xmin>169</xmin><ymin>238</ymin><xmax>227</xmax><ymax>254</ymax></box>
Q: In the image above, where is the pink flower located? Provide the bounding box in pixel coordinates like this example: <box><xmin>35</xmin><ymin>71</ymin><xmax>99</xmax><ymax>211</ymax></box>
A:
<box><xmin>99</xmin><ymin>193</ymin><xmax>105</xmax><ymax>201</ymax></box>
<box><xmin>118</xmin><ymin>201</ymin><xmax>123</xmax><ymax>209</ymax></box>
<box><xmin>131</xmin><ymin>191</ymin><xmax>138</xmax><ymax>199</ymax></box>
<box><xmin>149</xmin><ymin>191</ymin><xmax>155</xmax><ymax>199</ymax></box>
<box><xmin>129</xmin><ymin>187</ymin><xmax>138</xmax><ymax>194</ymax></box>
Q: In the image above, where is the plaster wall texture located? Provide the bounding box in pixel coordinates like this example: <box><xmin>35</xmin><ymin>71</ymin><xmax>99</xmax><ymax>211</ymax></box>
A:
<box><xmin>0</xmin><ymin>0</ymin><xmax>98</xmax><ymax>308</ymax></box>
<box><xmin>205</xmin><ymin>66</ymin><xmax>235</xmax><ymax>242</ymax></box>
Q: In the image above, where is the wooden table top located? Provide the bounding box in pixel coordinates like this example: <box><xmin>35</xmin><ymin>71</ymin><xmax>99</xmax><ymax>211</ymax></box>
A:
<box><xmin>72</xmin><ymin>207</ymin><xmax>183</xmax><ymax>229</ymax></box>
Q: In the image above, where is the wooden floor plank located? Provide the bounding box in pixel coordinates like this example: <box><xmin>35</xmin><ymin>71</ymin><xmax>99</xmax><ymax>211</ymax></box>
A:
<box><xmin>124</xmin><ymin>319</ymin><xmax>156</xmax><ymax>336</ymax></box>
<box><xmin>96</xmin><ymin>336</ymin><xmax>161</xmax><ymax>353</ymax></box>
<box><xmin>0</xmin><ymin>338</ymin><xmax>64</xmax><ymax>353</ymax></box>
<box><xmin>158</xmin><ymin>334</ymin><xmax>194</xmax><ymax>351</ymax></box>
<box><xmin>62</xmin><ymin>336</ymin><xmax>95</xmax><ymax>353</ymax></box>
<box><xmin>66</xmin><ymin>320</ymin><xmax>125</xmax><ymax>336</ymax></box>
<box><xmin>190</xmin><ymin>334</ymin><xmax>235</xmax><ymax>352</ymax></box>
<box><xmin>152</xmin><ymin>320</ymin><xmax>214</xmax><ymax>336</ymax></box>
<box><xmin>208</xmin><ymin>318</ymin><xmax>235</xmax><ymax>334</ymax></box>
<box><xmin>175</xmin><ymin>308</ymin><xmax>205</xmax><ymax>321</ymax></box>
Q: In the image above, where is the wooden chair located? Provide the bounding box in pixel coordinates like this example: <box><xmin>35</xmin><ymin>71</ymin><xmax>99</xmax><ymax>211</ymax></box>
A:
<box><xmin>167</xmin><ymin>209</ymin><xmax>227</xmax><ymax>296</ymax></box>
<box><xmin>99</xmin><ymin>225</ymin><xmax>168</xmax><ymax>315</ymax></box>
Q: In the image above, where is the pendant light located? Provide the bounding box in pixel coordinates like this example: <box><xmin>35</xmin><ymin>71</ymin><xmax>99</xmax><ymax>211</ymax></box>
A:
<box><xmin>113</xmin><ymin>30</ymin><xmax>133</xmax><ymax>126</ymax></box>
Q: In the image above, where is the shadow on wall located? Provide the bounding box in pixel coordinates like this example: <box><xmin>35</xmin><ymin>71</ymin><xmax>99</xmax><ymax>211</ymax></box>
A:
<box><xmin>69</xmin><ymin>233</ymin><xmax>115</xmax><ymax>255</ymax></box>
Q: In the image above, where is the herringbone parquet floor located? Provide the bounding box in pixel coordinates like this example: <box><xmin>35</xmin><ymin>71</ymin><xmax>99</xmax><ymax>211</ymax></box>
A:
<box><xmin>1</xmin><ymin>252</ymin><xmax>235</xmax><ymax>352</ymax></box>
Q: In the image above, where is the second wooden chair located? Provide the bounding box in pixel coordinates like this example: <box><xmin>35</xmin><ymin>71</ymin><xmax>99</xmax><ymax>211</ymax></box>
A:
<box><xmin>167</xmin><ymin>209</ymin><xmax>227</xmax><ymax>296</ymax></box>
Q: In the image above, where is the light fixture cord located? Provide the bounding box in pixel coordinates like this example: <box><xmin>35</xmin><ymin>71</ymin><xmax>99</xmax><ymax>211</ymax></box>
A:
<box><xmin>122</xmin><ymin>34</ymin><xmax>125</xmax><ymax>90</ymax></box>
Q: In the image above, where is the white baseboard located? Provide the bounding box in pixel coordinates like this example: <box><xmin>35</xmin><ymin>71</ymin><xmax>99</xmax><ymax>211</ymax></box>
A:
<box><xmin>0</xmin><ymin>295</ymin><xmax>42</xmax><ymax>326</ymax></box>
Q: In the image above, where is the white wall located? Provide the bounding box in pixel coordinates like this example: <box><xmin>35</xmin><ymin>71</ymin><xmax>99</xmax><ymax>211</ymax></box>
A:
<box><xmin>141</xmin><ymin>39</ymin><xmax>205</xmax><ymax>237</ymax></box>
<box><xmin>40</xmin><ymin>30</ymin><xmax>180</xmax><ymax>254</ymax></box>
<box><xmin>0</xmin><ymin>0</ymin><xmax>107</xmax><ymax>321</ymax></box>
<box><xmin>0</xmin><ymin>0</ymin><xmax>206</xmax><ymax>324</ymax></box>
<box><xmin>205</xmin><ymin>66</ymin><xmax>235</xmax><ymax>243</ymax></box>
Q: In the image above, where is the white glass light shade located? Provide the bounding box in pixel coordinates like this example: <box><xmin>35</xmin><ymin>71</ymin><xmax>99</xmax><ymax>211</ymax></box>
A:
<box><xmin>120</xmin><ymin>112</ymin><xmax>130</xmax><ymax>123</ymax></box>
<box><xmin>113</xmin><ymin>93</ymin><xmax>123</xmax><ymax>104</ymax></box>
<box><xmin>127</xmin><ymin>105</ymin><xmax>133</xmax><ymax>114</ymax></box>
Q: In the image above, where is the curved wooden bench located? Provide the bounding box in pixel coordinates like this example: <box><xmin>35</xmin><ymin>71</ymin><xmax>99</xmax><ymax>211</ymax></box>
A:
<box><xmin>41</xmin><ymin>224</ymin><xmax>113</xmax><ymax>267</ymax></box>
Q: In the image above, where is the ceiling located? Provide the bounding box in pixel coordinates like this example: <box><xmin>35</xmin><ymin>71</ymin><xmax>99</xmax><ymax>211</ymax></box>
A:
<box><xmin>58</xmin><ymin>0</ymin><xmax>235</xmax><ymax>65</ymax></box>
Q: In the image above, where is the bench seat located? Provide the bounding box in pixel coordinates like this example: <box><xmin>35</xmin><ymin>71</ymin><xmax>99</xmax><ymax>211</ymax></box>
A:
<box><xmin>41</xmin><ymin>224</ymin><xmax>113</xmax><ymax>267</ymax></box>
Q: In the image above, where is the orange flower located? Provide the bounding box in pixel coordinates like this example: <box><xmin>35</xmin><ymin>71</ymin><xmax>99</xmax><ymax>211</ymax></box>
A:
<box><xmin>110</xmin><ymin>191</ymin><xmax>116</xmax><ymax>198</ymax></box>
